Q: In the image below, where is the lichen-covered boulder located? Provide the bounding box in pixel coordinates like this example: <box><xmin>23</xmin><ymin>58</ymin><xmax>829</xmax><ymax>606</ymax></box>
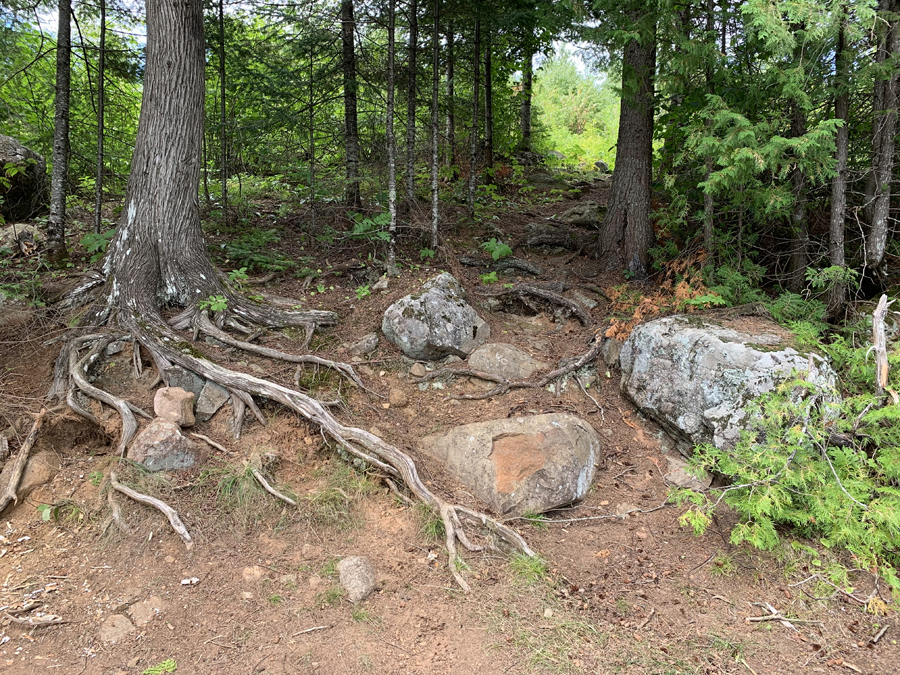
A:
<box><xmin>620</xmin><ymin>316</ymin><xmax>838</xmax><ymax>452</ymax></box>
<box><xmin>382</xmin><ymin>272</ymin><xmax>490</xmax><ymax>360</ymax></box>
<box><xmin>418</xmin><ymin>413</ymin><xmax>600</xmax><ymax>516</ymax></box>
<box><xmin>468</xmin><ymin>343</ymin><xmax>548</xmax><ymax>380</ymax></box>
<box><xmin>0</xmin><ymin>135</ymin><xmax>49</xmax><ymax>222</ymax></box>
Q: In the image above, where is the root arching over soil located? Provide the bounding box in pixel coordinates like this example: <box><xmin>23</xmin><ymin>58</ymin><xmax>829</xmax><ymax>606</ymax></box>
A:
<box><xmin>50</xmin><ymin>297</ymin><xmax>537</xmax><ymax>591</ymax></box>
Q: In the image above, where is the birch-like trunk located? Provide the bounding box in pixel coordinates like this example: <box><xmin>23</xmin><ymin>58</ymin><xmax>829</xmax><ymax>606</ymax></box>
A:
<box><xmin>430</xmin><ymin>0</ymin><xmax>441</xmax><ymax>249</ymax></box>
<box><xmin>48</xmin><ymin>0</ymin><xmax>71</xmax><ymax>264</ymax></box>
<box><xmin>93</xmin><ymin>0</ymin><xmax>106</xmax><ymax>234</ymax></box>
<box><xmin>466</xmin><ymin>19</ymin><xmax>480</xmax><ymax>220</ymax></box>
<box><xmin>405</xmin><ymin>0</ymin><xmax>418</xmax><ymax>204</ymax></box>
<box><xmin>827</xmin><ymin>5</ymin><xmax>849</xmax><ymax>318</ymax></box>
<box><xmin>445</xmin><ymin>25</ymin><xmax>455</xmax><ymax>166</ymax></box>
<box><xmin>218</xmin><ymin>0</ymin><xmax>227</xmax><ymax>217</ymax></box>
<box><xmin>342</xmin><ymin>0</ymin><xmax>361</xmax><ymax>208</ymax></box>
<box><xmin>386</xmin><ymin>0</ymin><xmax>398</xmax><ymax>270</ymax></box>
<box><xmin>483</xmin><ymin>33</ymin><xmax>493</xmax><ymax>170</ymax></box>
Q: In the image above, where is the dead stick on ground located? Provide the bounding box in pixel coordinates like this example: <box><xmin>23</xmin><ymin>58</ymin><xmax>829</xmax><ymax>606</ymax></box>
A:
<box><xmin>250</xmin><ymin>467</ymin><xmax>297</xmax><ymax>507</ymax></box>
<box><xmin>0</xmin><ymin>409</ymin><xmax>47</xmax><ymax>515</ymax></box>
<box><xmin>3</xmin><ymin>612</ymin><xmax>72</xmax><ymax>627</ymax></box>
<box><xmin>292</xmin><ymin>625</ymin><xmax>330</xmax><ymax>636</ymax></box>
<box><xmin>190</xmin><ymin>432</ymin><xmax>231</xmax><ymax>454</ymax></box>
<box><xmin>110</xmin><ymin>471</ymin><xmax>193</xmax><ymax>549</ymax></box>
<box><xmin>871</xmin><ymin>294</ymin><xmax>894</xmax><ymax>396</ymax></box>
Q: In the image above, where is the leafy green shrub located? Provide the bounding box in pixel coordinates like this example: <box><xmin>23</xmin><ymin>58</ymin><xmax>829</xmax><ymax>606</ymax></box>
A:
<box><xmin>80</xmin><ymin>228</ymin><xmax>116</xmax><ymax>263</ymax></box>
<box><xmin>480</xmin><ymin>238</ymin><xmax>512</xmax><ymax>261</ymax></box>
<box><xmin>676</xmin><ymin>371</ymin><xmax>900</xmax><ymax>596</ymax></box>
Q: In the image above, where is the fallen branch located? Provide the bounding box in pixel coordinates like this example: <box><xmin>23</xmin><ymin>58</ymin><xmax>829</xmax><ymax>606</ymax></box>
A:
<box><xmin>248</xmin><ymin>453</ymin><xmax>297</xmax><ymax>507</ymax></box>
<box><xmin>477</xmin><ymin>283</ymin><xmax>591</xmax><ymax>326</ymax></box>
<box><xmin>0</xmin><ymin>408</ymin><xmax>47</xmax><ymax>515</ymax></box>
<box><xmin>190</xmin><ymin>432</ymin><xmax>230</xmax><ymax>454</ymax></box>
<box><xmin>110</xmin><ymin>470</ymin><xmax>193</xmax><ymax>549</ymax></box>
<box><xmin>458</xmin><ymin>256</ymin><xmax>542</xmax><ymax>276</ymax></box>
<box><xmin>872</xmin><ymin>294</ymin><xmax>894</xmax><ymax>396</ymax></box>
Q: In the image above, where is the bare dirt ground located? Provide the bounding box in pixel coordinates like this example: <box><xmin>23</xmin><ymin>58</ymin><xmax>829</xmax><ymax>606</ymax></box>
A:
<box><xmin>0</xmin><ymin>175</ymin><xmax>898</xmax><ymax>674</ymax></box>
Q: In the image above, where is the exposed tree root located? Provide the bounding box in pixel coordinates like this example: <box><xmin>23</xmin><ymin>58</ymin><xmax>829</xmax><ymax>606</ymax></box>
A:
<box><xmin>110</xmin><ymin>470</ymin><xmax>193</xmax><ymax>549</ymax></box>
<box><xmin>128</xmin><ymin>321</ymin><xmax>534</xmax><ymax>590</ymax></box>
<box><xmin>416</xmin><ymin>340</ymin><xmax>604</xmax><ymax>401</ymax></box>
<box><xmin>476</xmin><ymin>283</ymin><xmax>592</xmax><ymax>326</ymax></box>
<box><xmin>517</xmin><ymin>222</ymin><xmax>593</xmax><ymax>252</ymax></box>
<box><xmin>458</xmin><ymin>255</ymin><xmax>542</xmax><ymax>276</ymax></box>
<box><xmin>0</xmin><ymin>408</ymin><xmax>46</xmax><ymax>515</ymax></box>
<box><xmin>106</xmin><ymin>489</ymin><xmax>131</xmax><ymax>534</ymax></box>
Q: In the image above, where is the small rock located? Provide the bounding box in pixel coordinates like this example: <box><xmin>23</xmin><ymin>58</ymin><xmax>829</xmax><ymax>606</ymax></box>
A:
<box><xmin>468</xmin><ymin>343</ymin><xmax>549</xmax><ymax>380</ymax></box>
<box><xmin>127</xmin><ymin>419</ymin><xmax>200</xmax><ymax>472</ymax></box>
<box><xmin>572</xmin><ymin>290</ymin><xmax>598</xmax><ymax>310</ymax></box>
<box><xmin>594</xmin><ymin>160</ymin><xmax>609</xmax><ymax>173</ymax></box>
<box><xmin>105</xmin><ymin>340</ymin><xmax>128</xmax><ymax>356</ymax></box>
<box><xmin>388</xmin><ymin>389</ymin><xmax>408</xmax><ymax>408</ymax></box>
<box><xmin>129</xmin><ymin>596</ymin><xmax>166</xmax><ymax>626</ymax></box>
<box><xmin>242</xmin><ymin>566</ymin><xmax>265</xmax><ymax>583</ymax></box>
<box><xmin>615</xmin><ymin>503</ymin><xmax>640</xmax><ymax>517</ymax></box>
<box><xmin>241</xmin><ymin>591</ymin><xmax>253</xmax><ymax>600</ymax></box>
<box><xmin>358</xmin><ymin>365</ymin><xmax>376</xmax><ymax>378</ymax></box>
<box><xmin>7</xmin><ymin>451</ymin><xmax>61</xmax><ymax>499</ymax></box>
<box><xmin>195</xmin><ymin>381</ymin><xmax>230</xmax><ymax>422</ymax></box>
<box><xmin>349</xmin><ymin>333</ymin><xmax>379</xmax><ymax>356</ymax></box>
<box><xmin>337</xmin><ymin>556</ymin><xmax>376</xmax><ymax>603</ymax></box>
<box><xmin>98</xmin><ymin>614</ymin><xmax>135</xmax><ymax>643</ymax></box>
<box><xmin>372</xmin><ymin>276</ymin><xmax>389</xmax><ymax>292</ymax></box>
<box><xmin>164</xmin><ymin>366</ymin><xmax>206</xmax><ymax>398</ymax></box>
<box><xmin>600</xmin><ymin>338</ymin><xmax>623</xmax><ymax>367</ymax></box>
<box><xmin>409</xmin><ymin>363</ymin><xmax>427</xmax><ymax>378</ymax></box>
<box><xmin>153</xmin><ymin>387</ymin><xmax>195</xmax><ymax>427</ymax></box>
<box><xmin>249</xmin><ymin>363</ymin><xmax>266</xmax><ymax>375</ymax></box>
<box><xmin>663</xmin><ymin>455</ymin><xmax>712</xmax><ymax>492</ymax></box>
<box><xmin>543</xmin><ymin>607</ymin><xmax>553</xmax><ymax>618</ymax></box>
<box><xmin>368</xmin><ymin>427</ymin><xmax>384</xmax><ymax>437</ymax></box>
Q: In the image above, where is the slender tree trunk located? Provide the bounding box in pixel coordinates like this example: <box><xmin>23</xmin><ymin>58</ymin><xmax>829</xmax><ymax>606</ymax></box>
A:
<box><xmin>405</xmin><ymin>0</ymin><xmax>418</xmax><ymax>204</ymax></box>
<box><xmin>788</xmin><ymin>101</ymin><xmax>808</xmax><ymax>293</ymax></box>
<box><xmin>94</xmin><ymin>0</ymin><xmax>106</xmax><ymax>234</ymax></box>
<box><xmin>430</xmin><ymin>0</ymin><xmax>440</xmax><ymax>249</ymax></box>
<box><xmin>866</xmin><ymin>0</ymin><xmax>899</xmax><ymax>275</ymax></box>
<box><xmin>827</xmin><ymin>5</ymin><xmax>850</xmax><ymax>319</ymax></box>
<box><xmin>105</xmin><ymin>0</ymin><xmax>220</xmax><ymax>314</ymax></box>
<box><xmin>445</xmin><ymin>25</ymin><xmax>455</xmax><ymax>167</ymax></box>
<box><xmin>341</xmin><ymin>0</ymin><xmax>361</xmax><ymax>208</ymax></box>
<box><xmin>48</xmin><ymin>0</ymin><xmax>71</xmax><ymax>264</ymax></box>
<box><xmin>466</xmin><ymin>19</ymin><xmax>480</xmax><ymax>220</ymax></box>
<box><xmin>702</xmin><ymin>0</ymin><xmax>715</xmax><ymax>260</ymax></box>
<box><xmin>218</xmin><ymin>0</ymin><xmax>227</xmax><ymax>218</ymax></box>
<box><xmin>520</xmin><ymin>47</ymin><xmax>533</xmax><ymax>152</ymax></box>
<box><xmin>598</xmin><ymin>24</ymin><xmax>656</xmax><ymax>278</ymax></box>
<box><xmin>386</xmin><ymin>0</ymin><xmax>398</xmax><ymax>270</ymax></box>
<box><xmin>865</xmin><ymin>0</ymin><xmax>892</xmax><ymax>223</ymax></box>
<box><xmin>483</xmin><ymin>32</ymin><xmax>493</xmax><ymax>170</ymax></box>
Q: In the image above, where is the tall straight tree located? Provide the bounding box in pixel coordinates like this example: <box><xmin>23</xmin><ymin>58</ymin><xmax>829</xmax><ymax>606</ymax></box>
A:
<box><xmin>445</xmin><ymin>25</ymin><xmax>456</xmax><ymax>166</ymax></box>
<box><xmin>386</xmin><ymin>0</ymin><xmax>398</xmax><ymax>271</ymax></box>
<box><xmin>94</xmin><ymin>0</ymin><xmax>106</xmax><ymax>234</ymax></box>
<box><xmin>405</xmin><ymin>0</ymin><xmax>418</xmax><ymax>203</ymax></box>
<box><xmin>218</xmin><ymin>0</ymin><xmax>227</xmax><ymax>216</ymax></box>
<box><xmin>828</xmin><ymin>3</ymin><xmax>850</xmax><ymax>318</ymax></box>
<box><xmin>430</xmin><ymin>0</ymin><xmax>441</xmax><ymax>248</ymax></box>
<box><xmin>597</xmin><ymin>5</ymin><xmax>657</xmax><ymax>278</ymax></box>
<box><xmin>341</xmin><ymin>0</ymin><xmax>361</xmax><ymax>208</ymax></box>
<box><xmin>48</xmin><ymin>0</ymin><xmax>71</xmax><ymax>264</ymax></box>
<box><xmin>467</xmin><ymin>18</ymin><xmax>480</xmax><ymax>219</ymax></box>
<box><xmin>483</xmin><ymin>31</ymin><xmax>493</xmax><ymax>168</ymax></box>
<box><xmin>519</xmin><ymin>47</ymin><xmax>534</xmax><ymax>151</ymax></box>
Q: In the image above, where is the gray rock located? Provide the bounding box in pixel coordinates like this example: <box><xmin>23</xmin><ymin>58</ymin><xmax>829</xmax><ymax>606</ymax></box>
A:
<box><xmin>594</xmin><ymin>160</ymin><xmax>609</xmax><ymax>173</ymax></box>
<box><xmin>2</xmin><ymin>451</ymin><xmax>62</xmax><ymax>500</ymax></box>
<box><xmin>153</xmin><ymin>387</ymin><xmax>195</xmax><ymax>427</ymax></box>
<box><xmin>572</xmin><ymin>290</ymin><xmax>598</xmax><ymax>310</ymax></box>
<box><xmin>620</xmin><ymin>316</ymin><xmax>838</xmax><ymax>452</ymax></box>
<box><xmin>337</xmin><ymin>556</ymin><xmax>376</xmax><ymax>602</ymax></box>
<box><xmin>127</xmin><ymin>419</ymin><xmax>200</xmax><ymax>472</ymax></box>
<box><xmin>418</xmin><ymin>413</ymin><xmax>600</xmax><ymax>515</ymax></box>
<box><xmin>349</xmin><ymin>333</ymin><xmax>379</xmax><ymax>356</ymax></box>
<box><xmin>663</xmin><ymin>455</ymin><xmax>712</xmax><ymax>492</ymax></box>
<box><xmin>528</xmin><ymin>172</ymin><xmax>569</xmax><ymax>189</ymax></box>
<box><xmin>409</xmin><ymin>362</ymin><xmax>427</xmax><ymax>378</ymax></box>
<box><xmin>0</xmin><ymin>135</ymin><xmax>49</xmax><ymax>222</ymax></box>
<box><xmin>468</xmin><ymin>343</ymin><xmax>549</xmax><ymax>380</ymax></box>
<box><xmin>382</xmin><ymin>272</ymin><xmax>490</xmax><ymax>360</ymax></box>
<box><xmin>195</xmin><ymin>381</ymin><xmax>230</xmax><ymax>422</ymax></box>
<box><xmin>600</xmin><ymin>337</ymin><xmax>623</xmax><ymax>367</ymax></box>
<box><xmin>559</xmin><ymin>202</ymin><xmax>599</xmax><ymax>228</ymax></box>
<box><xmin>98</xmin><ymin>614</ymin><xmax>135</xmax><ymax>643</ymax></box>
<box><xmin>105</xmin><ymin>340</ymin><xmax>128</xmax><ymax>356</ymax></box>
<box><xmin>546</xmin><ymin>150</ymin><xmax>566</xmax><ymax>161</ymax></box>
<box><xmin>164</xmin><ymin>366</ymin><xmax>206</xmax><ymax>398</ymax></box>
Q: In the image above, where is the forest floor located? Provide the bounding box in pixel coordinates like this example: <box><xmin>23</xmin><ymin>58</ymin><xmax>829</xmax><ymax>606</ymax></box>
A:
<box><xmin>0</xmin><ymin>171</ymin><xmax>898</xmax><ymax>675</ymax></box>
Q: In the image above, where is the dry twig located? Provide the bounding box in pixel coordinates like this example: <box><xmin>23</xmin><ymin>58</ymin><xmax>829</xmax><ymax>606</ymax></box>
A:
<box><xmin>0</xmin><ymin>408</ymin><xmax>46</xmax><ymax>515</ymax></box>
<box><xmin>110</xmin><ymin>470</ymin><xmax>193</xmax><ymax>549</ymax></box>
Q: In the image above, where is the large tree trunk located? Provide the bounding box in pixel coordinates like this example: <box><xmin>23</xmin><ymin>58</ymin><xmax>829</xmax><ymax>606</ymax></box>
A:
<box><xmin>94</xmin><ymin>0</ymin><xmax>106</xmax><ymax>234</ymax></box>
<box><xmin>341</xmin><ymin>0</ymin><xmax>361</xmax><ymax>208</ymax></box>
<box><xmin>218</xmin><ymin>0</ymin><xmax>227</xmax><ymax>217</ymax></box>
<box><xmin>520</xmin><ymin>48</ymin><xmax>533</xmax><ymax>152</ymax></box>
<box><xmin>827</xmin><ymin>5</ymin><xmax>849</xmax><ymax>319</ymax></box>
<box><xmin>865</xmin><ymin>0</ymin><xmax>892</xmax><ymax>224</ymax></box>
<box><xmin>405</xmin><ymin>0</ymin><xmax>418</xmax><ymax>204</ymax></box>
<box><xmin>48</xmin><ymin>0</ymin><xmax>71</xmax><ymax>264</ymax></box>
<box><xmin>866</xmin><ymin>0</ymin><xmax>899</xmax><ymax>276</ymax></box>
<box><xmin>466</xmin><ymin>19</ymin><xmax>480</xmax><ymax>220</ymax></box>
<box><xmin>483</xmin><ymin>33</ymin><xmax>493</xmax><ymax>170</ymax></box>
<box><xmin>386</xmin><ymin>0</ymin><xmax>398</xmax><ymax>270</ymax></box>
<box><xmin>430</xmin><ymin>0</ymin><xmax>440</xmax><ymax>249</ymax></box>
<box><xmin>445</xmin><ymin>25</ymin><xmax>455</xmax><ymax>166</ymax></box>
<box><xmin>598</xmin><ymin>27</ymin><xmax>656</xmax><ymax>278</ymax></box>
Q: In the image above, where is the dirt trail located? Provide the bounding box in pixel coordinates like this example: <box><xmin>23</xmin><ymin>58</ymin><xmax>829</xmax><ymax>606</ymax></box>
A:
<box><xmin>0</xmin><ymin>177</ymin><xmax>897</xmax><ymax>674</ymax></box>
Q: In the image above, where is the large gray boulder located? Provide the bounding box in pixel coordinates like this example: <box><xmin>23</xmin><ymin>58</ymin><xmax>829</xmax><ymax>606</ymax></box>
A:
<box><xmin>382</xmin><ymin>273</ymin><xmax>490</xmax><ymax>360</ymax></box>
<box><xmin>418</xmin><ymin>413</ymin><xmax>599</xmax><ymax>516</ymax></box>
<box><xmin>0</xmin><ymin>135</ymin><xmax>49</xmax><ymax>222</ymax></box>
<box><xmin>468</xmin><ymin>343</ymin><xmax>549</xmax><ymax>380</ymax></box>
<box><xmin>620</xmin><ymin>316</ymin><xmax>838</xmax><ymax>453</ymax></box>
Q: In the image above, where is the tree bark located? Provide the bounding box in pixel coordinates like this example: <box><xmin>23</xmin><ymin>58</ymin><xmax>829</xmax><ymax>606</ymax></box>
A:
<box><xmin>445</xmin><ymin>25</ymin><xmax>455</xmax><ymax>166</ymax></box>
<box><xmin>866</xmin><ymin>0</ymin><xmax>899</xmax><ymax>276</ymax></box>
<box><xmin>788</xmin><ymin>98</ymin><xmax>808</xmax><ymax>293</ymax></box>
<box><xmin>466</xmin><ymin>18</ymin><xmax>480</xmax><ymax>220</ymax></box>
<box><xmin>483</xmin><ymin>32</ymin><xmax>493</xmax><ymax>170</ymax></box>
<box><xmin>598</xmin><ymin>24</ymin><xmax>656</xmax><ymax>278</ymax></box>
<box><xmin>341</xmin><ymin>0</ymin><xmax>361</xmax><ymax>208</ymax></box>
<box><xmin>865</xmin><ymin>0</ymin><xmax>892</xmax><ymax>223</ymax></box>
<box><xmin>520</xmin><ymin>47</ymin><xmax>534</xmax><ymax>152</ymax></box>
<box><xmin>386</xmin><ymin>0</ymin><xmax>398</xmax><ymax>270</ymax></box>
<box><xmin>827</xmin><ymin>5</ymin><xmax>849</xmax><ymax>318</ymax></box>
<box><xmin>430</xmin><ymin>0</ymin><xmax>440</xmax><ymax>249</ymax></box>
<box><xmin>94</xmin><ymin>0</ymin><xmax>106</xmax><ymax>234</ymax></box>
<box><xmin>702</xmin><ymin>0</ymin><xmax>715</xmax><ymax>260</ymax></box>
<box><xmin>48</xmin><ymin>0</ymin><xmax>71</xmax><ymax>264</ymax></box>
<box><xmin>405</xmin><ymin>0</ymin><xmax>418</xmax><ymax>204</ymax></box>
<box><xmin>218</xmin><ymin>0</ymin><xmax>227</xmax><ymax>218</ymax></box>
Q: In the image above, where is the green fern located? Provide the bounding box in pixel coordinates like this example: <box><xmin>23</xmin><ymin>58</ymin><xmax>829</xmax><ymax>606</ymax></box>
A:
<box><xmin>143</xmin><ymin>659</ymin><xmax>177</xmax><ymax>674</ymax></box>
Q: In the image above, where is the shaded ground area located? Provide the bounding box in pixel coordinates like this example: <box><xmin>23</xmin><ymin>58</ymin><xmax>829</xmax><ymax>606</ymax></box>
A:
<box><xmin>0</xmin><ymin>173</ymin><xmax>897</xmax><ymax>674</ymax></box>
